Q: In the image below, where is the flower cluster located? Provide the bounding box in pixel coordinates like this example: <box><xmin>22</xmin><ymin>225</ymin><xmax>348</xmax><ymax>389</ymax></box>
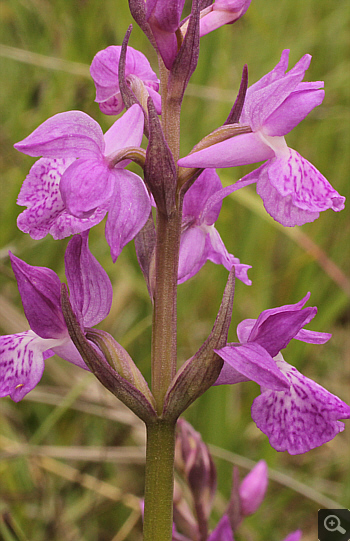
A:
<box><xmin>179</xmin><ymin>49</ymin><xmax>345</xmax><ymax>226</ymax></box>
<box><xmin>214</xmin><ymin>294</ymin><xmax>350</xmax><ymax>454</ymax></box>
<box><xmin>2</xmin><ymin>0</ymin><xmax>348</xmax><ymax>454</ymax></box>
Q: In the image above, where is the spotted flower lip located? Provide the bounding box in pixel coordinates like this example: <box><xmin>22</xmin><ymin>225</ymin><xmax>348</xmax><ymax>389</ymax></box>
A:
<box><xmin>178</xmin><ymin>169</ymin><xmax>251</xmax><ymax>285</ymax></box>
<box><xmin>178</xmin><ymin>50</ymin><xmax>345</xmax><ymax>226</ymax></box>
<box><xmin>90</xmin><ymin>45</ymin><xmax>161</xmax><ymax>115</ymax></box>
<box><xmin>214</xmin><ymin>294</ymin><xmax>350</xmax><ymax>454</ymax></box>
<box><xmin>252</xmin><ymin>353</ymin><xmax>350</xmax><ymax>454</ymax></box>
<box><xmin>0</xmin><ymin>232</ymin><xmax>113</xmax><ymax>401</ymax></box>
<box><xmin>14</xmin><ymin>104</ymin><xmax>151</xmax><ymax>262</ymax></box>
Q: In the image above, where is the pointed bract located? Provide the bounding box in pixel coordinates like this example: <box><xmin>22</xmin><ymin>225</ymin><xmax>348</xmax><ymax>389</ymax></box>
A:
<box><xmin>163</xmin><ymin>269</ymin><xmax>235</xmax><ymax>420</ymax></box>
<box><xmin>61</xmin><ymin>285</ymin><xmax>157</xmax><ymax>423</ymax></box>
<box><xmin>168</xmin><ymin>0</ymin><xmax>200</xmax><ymax>101</ymax></box>
<box><xmin>144</xmin><ymin>97</ymin><xmax>177</xmax><ymax>215</ymax></box>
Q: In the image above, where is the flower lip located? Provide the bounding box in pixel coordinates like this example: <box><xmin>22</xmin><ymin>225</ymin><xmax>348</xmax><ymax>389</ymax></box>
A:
<box><xmin>252</xmin><ymin>353</ymin><xmax>350</xmax><ymax>454</ymax></box>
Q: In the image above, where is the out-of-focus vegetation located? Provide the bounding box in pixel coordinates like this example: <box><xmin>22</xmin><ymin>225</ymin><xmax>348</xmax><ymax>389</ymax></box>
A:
<box><xmin>0</xmin><ymin>0</ymin><xmax>349</xmax><ymax>539</ymax></box>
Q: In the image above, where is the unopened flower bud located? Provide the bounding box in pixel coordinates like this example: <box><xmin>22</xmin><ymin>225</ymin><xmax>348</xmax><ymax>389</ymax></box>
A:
<box><xmin>173</xmin><ymin>481</ymin><xmax>199</xmax><ymax>540</ymax></box>
<box><xmin>282</xmin><ymin>531</ymin><xmax>302</xmax><ymax>541</ymax></box>
<box><xmin>239</xmin><ymin>460</ymin><xmax>268</xmax><ymax>516</ymax></box>
<box><xmin>175</xmin><ymin>418</ymin><xmax>217</xmax><ymax>524</ymax></box>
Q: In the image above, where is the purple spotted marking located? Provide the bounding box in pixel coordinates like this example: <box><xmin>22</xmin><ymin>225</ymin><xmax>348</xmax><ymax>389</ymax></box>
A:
<box><xmin>251</xmin><ymin>354</ymin><xmax>350</xmax><ymax>454</ymax></box>
<box><xmin>17</xmin><ymin>157</ymin><xmax>108</xmax><ymax>240</ymax></box>
<box><xmin>0</xmin><ymin>331</ymin><xmax>60</xmax><ymax>402</ymax></box>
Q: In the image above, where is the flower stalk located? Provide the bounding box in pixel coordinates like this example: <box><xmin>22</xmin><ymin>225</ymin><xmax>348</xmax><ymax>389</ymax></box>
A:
<box><xmin>151</xmin><ymin>206</ymin><xmax>182</xmax><ymax>413</ymax></box>
<box><xmin>143</xmin><ymin>420</ymin><xmax>177</xmax><ymax>541</ymax></box>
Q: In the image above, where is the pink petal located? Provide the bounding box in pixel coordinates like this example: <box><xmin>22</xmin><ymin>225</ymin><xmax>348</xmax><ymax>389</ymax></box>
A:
<box><xmin>178</xmin><ymin>226</ymin><xmax>207</xmax><ymax>283</ymax></box>
<box><xmin>90</xmin><ymin>45</ymin><xmax>159</xmax><ymax>103</ymax></box>
<box><xmin>236</xmin><ymin>294</ymin><xmax>324</xmax><ymax>345</ymax></box>
<box><xmin>200</xmin><ymin>7</ymin><xmax>242</xmax><ymax>37</ymax></box>
<box><xmin>99</xmin><ymin>94</ymin><xmax>124</xmax><ymax>115</ymax></box>
<box><xmin>16</xmin><ymin>158</ymin><xmax>108</xmax><ymax>240</ymax></box>
<box><xmin>52</xmin><ymin>340</ymin><xmax>89</xmax><ymax>371</ymax></box>
<box><xmin>252</xmin><ymin>354</ymin><xmax>350</xmax><ymax>454</ymax></box>
<box><xmin>236</xmin><ymin>318</ymin><xmax>256</xmax><ymax>343</ymax></box>
<box><xmin>147</xmin><ymin>87</ymin><xmax>162</xmax><ymax>115</ymax></box>
<box><xmin>183</xmin><ymin>169</ymin><xmax>223</xmax><ymax>223</ymax></box>
<box><xmin>264</xmin><ymin>87</ymin><xmax>324</xmax><ymax>136</ymax></box>
<box><xmin>207</xmin><ymin>515</ymin><xmax>234</xmax><ymax>541</ymax></box>
<box><xmin>255</xmin><ymin>162</ymin><xmax>321</xmax><ymax>226</ymax></box>
<box><xmin>149</xmin><ymin>24</ymin><xmax>178</xmax><ymax>70</ymax></box>
<box><xmin>60</xmin><ymin>158</ymin><xmax>115</xmax><ymax>218</ymax></box>
<box><xmin>268</xmin><ymin>149</ymin><xmax>346</xmax><ymax>214</ymax></box>
<box><xmin>206</xmin><ymin>226</ymin><xmax>252</xmax><ymax>285</ymax></box>
<box><xmin>239</xmin><ymin>460</ymin><xmax>268</xmax><ymax>515</ymax></box>
<box><xmin>215</xmin><ymin>343</ymin><xmax>289</xmax><ymax>390</ymax></box>
<box><xmin>105</xmin><ymin>170</ymin><xmax>151</xmax><ymax>262</ymax></box>
<box><xmin>241</xmin><ymin>51</ymin><xmax>312</xmax><ymax>130</ymax></box>
<box><xmin>0</xmin><ymin>331</ymin><xmax>62</xmax><ymax>401</ymax></box>
<box><xmin>65</xmin><ymin>232</ymin><xmax>113</xmax><ymax>327</ymax></box>
<box><xmin>178</xmin><ymin>132</ymin><xmax>274</xmax><ymax>169</ymax></box>
<box><xmin>14</xmin><ymin>111</ymin><xmax>104</xmax><ymax>158</ymax></box>
<box><xmin>294</xmin><ymin>328</ymin><xmax>331</xmax><ymax>344</ymax></box>
<box><xmin>214</xmin><ymin>362</ymin><xmax>250</xmax><ymax>385</ymax></box>
<box><xmin>10</xmin><ymin>253</ymin><xmax>67</xmax><ymax>339</ymax></box>
<box><xmin>104</xmin><ymin>104</ymin><xmax>144</xmax><ymax>158</ymax></box>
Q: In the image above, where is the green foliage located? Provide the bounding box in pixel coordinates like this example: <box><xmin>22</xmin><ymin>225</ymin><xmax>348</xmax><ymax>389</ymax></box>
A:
<box><xmin>0</xmin><ymin>0</ymin><xmax>349</xmax><ymax>539</ymax></box>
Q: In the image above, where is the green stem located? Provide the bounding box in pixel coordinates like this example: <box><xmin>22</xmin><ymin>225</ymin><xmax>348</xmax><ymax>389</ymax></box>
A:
<box><xmin>151</xmin><ymin>208</ymin><xmax>182</xmax><ymax>412</ymax></box>
<box><xmin>158</xmin><ymin>56</ymin><xmax>181</xmax><ymax>167</ymax></box>
<box><xmin>144</xmin><ymin>52</ymin><xmax>183</xmax><ymax>541</ymax></box>
<box><xmin>143</xmin><ymin>420</ymin><xmax>176</xmax><ymax>541</ymax></box>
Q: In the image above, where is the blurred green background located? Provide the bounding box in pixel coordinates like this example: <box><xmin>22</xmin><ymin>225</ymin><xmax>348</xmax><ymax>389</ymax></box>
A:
<box><xmin>0</xmin><ymin>0</ymin><xmax>349</xmax><ymax>539</ymax></box>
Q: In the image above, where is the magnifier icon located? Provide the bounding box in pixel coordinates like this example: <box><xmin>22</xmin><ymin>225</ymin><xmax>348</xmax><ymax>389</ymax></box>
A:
<box><xmin>324</xmin><ymin>515</ymin><xmax>346</xmax><ymax>534</ymax></box>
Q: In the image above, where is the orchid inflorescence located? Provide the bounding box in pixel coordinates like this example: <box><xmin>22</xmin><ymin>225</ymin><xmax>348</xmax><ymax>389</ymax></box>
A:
<box><xmin>1</xmin><ymin>0</ymin><xmax>348</xmax><ymax>539</ymax></box>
